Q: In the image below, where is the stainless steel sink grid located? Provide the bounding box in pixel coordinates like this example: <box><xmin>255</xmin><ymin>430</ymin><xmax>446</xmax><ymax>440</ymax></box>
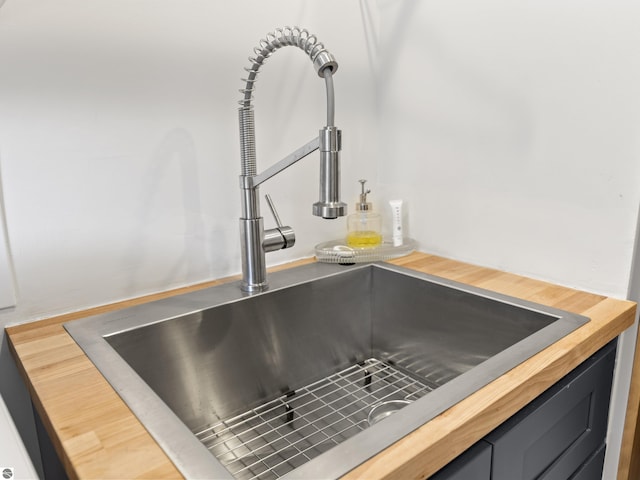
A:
<box><xmin>64</xmin><ymin>262</ymin><xmax>589</xmax><ymax>479</ymax></box>
<box><xmin>198</xmin><ymin>358</ymin><xmax>433</xmax><ymax>480</ymax></box>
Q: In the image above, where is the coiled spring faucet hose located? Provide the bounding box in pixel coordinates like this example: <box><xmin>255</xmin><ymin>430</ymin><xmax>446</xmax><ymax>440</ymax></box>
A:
<box><xmin>238</xmin><ymin>26</ymin><xmax>338</xmax><ymax>176</ymax></box>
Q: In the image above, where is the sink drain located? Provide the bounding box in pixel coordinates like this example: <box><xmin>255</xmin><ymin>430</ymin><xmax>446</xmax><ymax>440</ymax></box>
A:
<box><xmin>367</xmin><ymin>399</ymin><xmax>412</xmax><ymax>426</ymax></box>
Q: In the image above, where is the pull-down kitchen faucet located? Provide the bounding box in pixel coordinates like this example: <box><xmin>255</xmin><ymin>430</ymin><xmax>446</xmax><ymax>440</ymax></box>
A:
<box><xmin>238</xmin><ymin>27</ymin><xmax>347</xmax><ymax>292</ymax></box>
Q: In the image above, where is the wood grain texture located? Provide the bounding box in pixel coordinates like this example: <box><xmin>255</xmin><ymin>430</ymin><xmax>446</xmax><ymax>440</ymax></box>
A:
<box><xmin>6</xmin><ymin>253</ymin><xmax>636</xmax><ymax>479</ymax></box>
<box><xmin>619</xmin><ymin>320</ymin><xmax>640</xmax><ymax>480</ymax></box>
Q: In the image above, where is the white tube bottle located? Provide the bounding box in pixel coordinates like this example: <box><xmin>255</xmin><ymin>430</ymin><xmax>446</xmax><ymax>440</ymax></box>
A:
<box><xmin>389</xmin><ymin>199</ymin><xmax>404</xmax><ymax>246</ymax></box>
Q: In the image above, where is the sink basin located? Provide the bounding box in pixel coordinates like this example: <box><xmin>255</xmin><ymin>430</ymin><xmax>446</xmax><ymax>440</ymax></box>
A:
<box><xmin>65</xmin><ymin>262</ymin><xmax>588</xmax><ymax>479</ymax></box>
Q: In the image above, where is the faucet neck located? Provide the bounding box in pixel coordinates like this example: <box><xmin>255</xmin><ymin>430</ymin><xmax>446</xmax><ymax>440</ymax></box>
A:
<box><xmin>237</xmin><ymin>27</ymin><xmax>345</xmax><ymax>293</ymax></box>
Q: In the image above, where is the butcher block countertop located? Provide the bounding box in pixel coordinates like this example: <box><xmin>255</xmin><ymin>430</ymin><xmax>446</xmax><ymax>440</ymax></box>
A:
<box><xmin>6</xmin><ymin>252</ymin><xmax>637</xmax><ymax>479</ymax></box>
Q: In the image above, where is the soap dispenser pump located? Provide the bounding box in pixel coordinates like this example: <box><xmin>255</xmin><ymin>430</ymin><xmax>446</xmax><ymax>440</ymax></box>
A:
<box><xmin>347</xmin><ymin>179</ymin><xmax>383</xmax><ymax>248</ymax></box>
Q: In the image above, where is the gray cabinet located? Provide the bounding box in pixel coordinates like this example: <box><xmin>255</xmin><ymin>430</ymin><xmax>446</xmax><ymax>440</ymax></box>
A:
<box><xmin>430</xmin><ymin>441</ymin><xmax>492</xmax><ymax>480</ymax></box>
<box><xmin>572</xmin><ymin>444</ymin><xmax>606</xmax><ymax>480</ymax></box>
<box><xmin>429</xmin><ymin>339</ymin><xmax>616</xmax><ymax>480</ymax></box>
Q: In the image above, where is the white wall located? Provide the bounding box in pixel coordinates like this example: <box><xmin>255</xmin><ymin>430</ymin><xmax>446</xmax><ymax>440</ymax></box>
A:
<box><xmin>0</xmin><ymin>0</ymin><xmax>376</xmax><ymax>473</ymax></box>
<box><xmin>1</xmin><ymin>0</ymin><xmax>639</xmax><ymax>476</ymax></box>
<box><xmin>0</xmin><ymin>1</ymin><xmax>375</xmax><ymax>325</ymax></box>
<box><xmin>376</xmin><ymin>0</ymin><xmax>640</xmax><ymax>297</ymax></box>
<box><xmin>374</xmin><ymin>1</ymin><xmax>640</xmax><ymax>478</ymax></box>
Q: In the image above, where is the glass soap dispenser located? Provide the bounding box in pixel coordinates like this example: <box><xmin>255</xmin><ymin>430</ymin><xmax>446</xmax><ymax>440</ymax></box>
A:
<box><xmin>347</xmin><ymin>179</ymin><xmax>383</xmax><ymax>248</ymax></box>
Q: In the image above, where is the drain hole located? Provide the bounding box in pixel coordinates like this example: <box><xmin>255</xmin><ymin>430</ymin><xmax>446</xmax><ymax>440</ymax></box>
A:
<box><xmin>367</xmin><ymin>399</ymin><xmax>412</xmax><ymax>426</ymax></box>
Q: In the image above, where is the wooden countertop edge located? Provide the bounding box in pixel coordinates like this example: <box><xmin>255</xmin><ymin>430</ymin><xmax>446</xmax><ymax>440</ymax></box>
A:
<box><xmin>5</xmin><ymin>253</ymin><xmax>636</xmax><ymax>480</ymax></box>
<box><xmin>6</xmin><ymin>314</ymin><xmax>185</xmax><ymax>478</ymax></box>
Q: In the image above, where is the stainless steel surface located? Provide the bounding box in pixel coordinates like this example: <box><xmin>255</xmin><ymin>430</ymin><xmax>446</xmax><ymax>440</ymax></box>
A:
<box><xmin>367</xmin><ymin>400</ymin><xmax>412</xmax><ymax>427</ymax></box>
<box><xmin>237</xmin><ymin>27</ymin><xmax>346</xmax><ymax>292</ymax></box>
<box><xmin>238</xmin><ymin>27</ymin><xmax>338</xmax><ymax>109</ymax></box>
<box><xmin>65</xmin><ymin>262</ymin><xmax>589</xmax><ymax>479</ymax></box>
<box><xmin>263</xmin><ymin>195</ymin><xmax>295</xmax><ymax>252</ymax></box>
<box><xmin>196</xmin><ymin>359</ymin><xmax>430</xmax><ymax>480</ymax></box>
<box><xmin>246</xmin><ymin>138</ymin><xmax>319</xmax><ymax>190</ymax></box>
<box><xmin>265</xmin><ymin>194</ymin><xmax>284</xmax><ymax>227</ymax></box>
<box><xmin>312</xmin><ymin>126</ymin><xmax>346</xmax><ymax>219</ymax></box>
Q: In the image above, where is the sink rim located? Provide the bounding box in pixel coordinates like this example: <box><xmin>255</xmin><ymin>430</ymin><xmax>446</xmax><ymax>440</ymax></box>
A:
<box><xmin>64</xmin><ymin>261</ymin><xmax>589</xmax><ymax>480</ymax></box>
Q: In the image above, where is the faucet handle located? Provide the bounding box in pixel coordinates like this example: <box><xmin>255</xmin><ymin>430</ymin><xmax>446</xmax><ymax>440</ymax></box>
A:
<box><xmin>265</xmin><ymin>194</ymin><xmax>284</xmax><ymax>228</ymax></box>
<box><xmin>263</xmin><ymin>194</ymin><xmax>295</xmax><ymax>251</ymax></box>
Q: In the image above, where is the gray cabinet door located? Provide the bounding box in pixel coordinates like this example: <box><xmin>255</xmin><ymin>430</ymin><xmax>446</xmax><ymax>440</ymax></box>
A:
<box><xmin>571</xmin><ymin>444</ymin><xmax>606</xmax><ymax>480</ymax></box>
<box><xmin>429</xmin><ymin>441</ymin><xmax>492</xmax><ymax>480</ymax></box>
<box><xmin>485</xmin><ymin>340</ymin><xmax>616</xmax><ymax>480</ymax></box>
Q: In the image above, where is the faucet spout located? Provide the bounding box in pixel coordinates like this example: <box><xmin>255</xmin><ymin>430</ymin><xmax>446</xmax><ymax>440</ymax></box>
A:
<box><xmin>237</xmin><ymin>27</ymin><xmax>347</xmax><ymax>293</ymax></box>
<box><xmin>313</xmin><ymin>125</ymin><xmax>345</xmax><ymax>219</ymax></box>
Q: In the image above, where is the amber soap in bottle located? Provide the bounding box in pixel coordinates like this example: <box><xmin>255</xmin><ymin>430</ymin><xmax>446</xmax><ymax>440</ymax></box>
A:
<box><xmin>347</xmin><ymin>179</ymin><xmax>382</xmax><ymax>248</ymax></box>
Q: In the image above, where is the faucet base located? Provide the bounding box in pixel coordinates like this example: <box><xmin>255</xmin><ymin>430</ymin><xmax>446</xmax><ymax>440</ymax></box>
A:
<box><xmin>240</xmin><ymin>217</ymin><xmax>268</xmax><ymax>293</ymax></box>
<box><xmin>240</xmin><ymin>281</ymin><xmax>269</xmax><ymax>293</ymax></box>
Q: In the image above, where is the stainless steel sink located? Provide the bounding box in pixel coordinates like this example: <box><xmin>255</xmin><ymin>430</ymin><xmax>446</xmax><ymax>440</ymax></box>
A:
<box><xmin>65</xmin><ymin>262</ymin><xmax>588</xmax><ymax>479</ymax></box>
